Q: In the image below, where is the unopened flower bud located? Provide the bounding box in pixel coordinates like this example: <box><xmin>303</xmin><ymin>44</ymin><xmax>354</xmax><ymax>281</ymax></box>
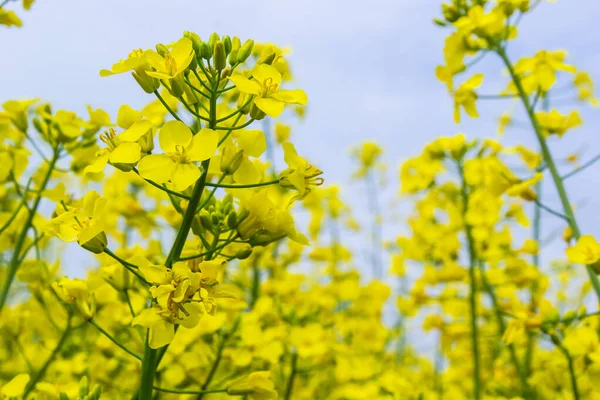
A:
<box><xmin>222</xmin><ymin>35</ymin><xmax>232</xmax><ymax>54</ymax></box>
<box><xmin>227</xmin><ymin>212</ymin><xmax>238</xmax><ymax>230</ymax></box>
<box><xmin>214</xmin><ymin>41</ymin><xmax>227</xmax><ymax>71</ymax></box>
<box><xmin>209</xmin><ymin>32</ymin><xmax>219</xmax><ymax>49</ymax></box>
<box><xmin>249</xmin><ymin>103</ymin><xmax>266</xmax><ymax>121</ymax></box>
<box><xmin>237</xmin><ymin>40</ymin><xmax>254</xmax><ymax>63</ymax></box>
<box><xmin>184</xmin><ymin>31</ymin><xmax>203</xmax><ymax>55</ymax></box>
<box><xmin>201</xmin><ymin>42</ymin><xmax>212</xmax><ymax>60</ymax></box>
<box><xmin>79</xmin><ymin>231</ymin><xmax>108</xmax><ymax>254</ymax></box>
<box><xmin>221</xmin><ymin>147</ymin><xmax>244</xmax><ymax>175</ymax></box>
<box><xmin>139</xmin><ymin>130</ymin><xmax>155</xmax><ymax>154</ymax></box>
<box><xmin>200</xmin><ymin>213</ymin><xmax>213</xmax><ymax>231</ymax></box>
<box><xmin>131</xmin><ymin>70</ymin><xmax>160</xmax><ymax>94</ymax></box>
<box><xmin>235</xmin><ymin>245</ymin><xmax>253</xmax><ymax>260</ymax></box>
<box><xmin>79</xmin><ymin>376</ymin><xmax>89</xmax><ymax>398</ymax></box>
<box><xmin>156</xmin><ymin>43</ymin><xmax>169</xmax><ymax>56</ymax></box>
<box><xmin>89</xmin><ymin>385</ymin><xmax>102</xmax><ymax>400</ymax></box>
<box><xmin>258</xmin><ymin>52</ymin><xmax>276</xmax><ymax>66</ymax></box>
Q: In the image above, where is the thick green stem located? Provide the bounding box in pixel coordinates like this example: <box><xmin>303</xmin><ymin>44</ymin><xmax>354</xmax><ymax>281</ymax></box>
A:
<box><xmin>496</xmin><ymin>46</ymin><xmax>600</xmax><ymax>300</ymax></box>
<box><xmin>139</xmin><ymin>335</ymin><xmax>159</xmax><ymax>400</ymax></box>
<box><xmin>0</xmin><ymin>149</ymin><xmax>59</xmax><ymax>312</ymax></box>
<box><xmin>138</xmin><ymin>71</ymin><xmax>221</xmax><ymax>400</ymax></box>
<box><xmin>458</xmin><ymin>162</ymin><xmax>482</xmax><ymax>400</ymax></box>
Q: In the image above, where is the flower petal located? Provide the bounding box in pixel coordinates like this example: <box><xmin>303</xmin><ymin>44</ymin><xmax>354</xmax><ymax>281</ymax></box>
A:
<box><xmin>138</xmin><ymin>154</ymin><xmax>176</xmax><ymax>184</ymax></box>
<box><xmin>254</xmin><ymin>97</ymin><xmax>285</xmax><ymax>118</ymax></box>
<box><xmin>271</xmin><ymin>89</ymin><xmax>308</xmax><ymax>105</ymax></box>
<box><xmin>187</xmin><ymin>128</ymin><xmax>218</xmax><ymax>161</ymax></box>
<box><xmin>159</xmin><ymin>121</ymin><xmax>192</xmax><ymax>153</ymax></box>
<box><xmin>119</xmin><ymin>120</ymin><xmax>152</xmax><ymax>142</ymax></box>
<box><xmin>109</xmin><ymin>142</ymin><xmax>142</xmax><ymax>164</ymax></box>
<box><xmin>171</xmin><ymin>163</ymin><xmax>200</xmax><ymax>191</ymax></box>
<box><xmin>229</xmin><ymin>75</ymin><xmax>263</xmax><ymax>95</ymax></box>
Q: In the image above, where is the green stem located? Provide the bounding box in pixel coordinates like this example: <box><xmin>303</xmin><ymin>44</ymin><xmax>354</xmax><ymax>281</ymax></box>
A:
<box><xmin>89</xmin><ymin>319</ymin><xmax>142</xmax><ymax>361</ymax></box>
<box><xmin>154</xmin><ymin>387</ymin><xmax>227</xmax><ymax>395</ymax></box>
<box><xmin>23</xmin><ymin>318</ymin><xmax>72</xmax><ymax>398</ymax></box>
<box><xmin>496</xmin><ymin>46</ymin><xmax>600</xmax><ymax>300</ymax></box>
<box><xmin>479</xmin><ymin>262</ymin><xmax>530</xmax><ymax>398</ymax></box>
<box><xmin>104</xmin><ymin>248</ymin><xmax>150</xmax><ymax>286</ymax></box>
<box><xmin>458</xmin><ymin>161</ymin><xmax>482</xmax><ymax>400</ymax></box>
<box><xmin>205</xmin><ymin>179</ymin><xmax>279</xmax><ymax>189</ymax></box>
<box><xmin>0</xmin><ymin>179</ymin><xmax>31</xmax><ymax>235</ymax></box>
<box><xmin>196</xmin><ymin>175</ymin><xmax>226</xmax><ymax>213</ymax></box>
<box><xmin>154</xmin><ymin>90</ymin><xmax>182</xmax><ymax>122</ymax></box>
<box><xmin>0</xmin><ymin>149</ymin><xmax>59</xmax><ymax>312</ymax></box>
<box><xmin>558</xmin><ymin>344</ymin><xmax>580</xmax><ymax>400</ymax></box>
<box><xmin>138</xmin><ymin>69</ymin><xmax>220</xmax><ymax>400</ymax></box>
<box><xmin>132</xmin><ymin>168</ymin><xmax>191</xmax><ymax>200</ymax></box>
<box><xmin>139</xmin><ymin>334</ymin><xmax>159</xmax><ymax>400</ymax></box>
<box><xmin>284</xmin><ymin>352</ymin><xmax>299</xmax><ymax>400</ymax></box>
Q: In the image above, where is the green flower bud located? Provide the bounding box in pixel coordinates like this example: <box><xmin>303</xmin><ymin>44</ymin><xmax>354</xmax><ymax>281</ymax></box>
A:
<box><xmin>89</xmin><ymin>385</ymin><xmax>102</xmax><ymax>400</ymax></box>
<box><xmin>231</xmin><ymin>36</ymin><xmax>241</xmax><ymax>52</ymax></box>
<box><xmin>131</xmin><ymin>70</ymin><xmax>160</xmax><ymax>94</ymax></box>
<box><xmin>201</xmin><ymin>42</ymin><xmax>213</xmax><ymax>60</ymax></box>
<box><xmin>228</xmin><ymin>50</ymin><xmax>238</xmax><ymax>66</ymax></box>
<box><xmin>222</xmin><ymin>35</ymin><xmax>232</xmax><ymax>54</ymax></box>
<box><xmin>167</xmin><ymin>75</ymin><xmax>186</xmax><ymax>98</ymax></box>
<box><xmin>214</xmin><ymin>41</ymin><xmax>227</xmax><ymax>71</ymax></box>
<box><xmin>220</xmin><ymin>147</ymin><xmax>244</xmax><ymax>175</ymax></box>
<box><xmin>32</xmin><ymin>117</ymin><xmax>45</xmax><ymax>135</ymax></box>
<box><xmin>79</xmin><ymin>376</ymin><xmax>89</xmax><ymax>397</ymax></box>
<box><xmin>184</xmin><ymin>31</ymin><xmax>203</xmax><ymax>55</ymax></box>
<box><xmin>76</xmin><ymin>293</ymin><xmax>96</xmax><ymax>321</ymax></box>
<box><xmin>139</xmin><ymin>130</ymin><xmax>155</xmax><ymax>154</ymax></box>
<box><xmin>227</xmin><ymin>211</ymin><xmax>238</xmax><ymax>230</ymax></box>
<box><xmin>209</xmin><ymin>32</ymin><xmax>219</xmax><ymax>49</ymax></box>
<box><xmin>200</xmin><ymin>213</ymin><xmax>213</xmax><ymax>231</ymax></box>
<box><xmin>156</xmin><ymin>43</ymin><xmax>169</xmax><ymax>56</ymax></box>
<box><xmin>258</xmin><ymin>52</ymin><xmax>276</xmax><ymax>66</ymax></box>
<box><xmin>249</xmin><ymin>103</ymin><xmax>266</xmax><ymax>121</ymax></box>
<box><xmin>211</xmin><ymin>213</ymin><xmax>220</xmax><ymax>226</ymax></box>
<box><xmin>60</xmin><ymin>393</ymin><xmax>70</xmax><ymax>400</ymax></box>
<box><xmin>80</xmin><ymin>231</ymin><xmax>108</xmax><ymax>254</ymax></box>
<box><xmin>237</xmin><ymin>39</ymin><xmax>254</xmax><ymax>63</ymax></box>
<box><xmin>235</xmin><ymin>244</ymin><xmax>253</xmax><ymax>260</ymax></box>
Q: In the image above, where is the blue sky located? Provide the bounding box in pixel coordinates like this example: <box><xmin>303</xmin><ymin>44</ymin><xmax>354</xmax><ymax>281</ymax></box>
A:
<box><xmin>3</xmin><ymin>0</ymin><xmax>600</xmax><ymax>281</ymax></box>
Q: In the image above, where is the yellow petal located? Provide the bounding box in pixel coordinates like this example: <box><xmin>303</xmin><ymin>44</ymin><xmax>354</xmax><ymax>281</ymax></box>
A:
<box><xmin>119</xmin><ymin>120</ymin><xmax>152</xmax><ymax>142</ymax></box>
<box><xmin>229</xmin><ymin>75</ymin><xmax>263</xmax><ymax>95</ymax></box>
<box><xmin>171</xmin><ymin>38</ymin><xmax>194</xmax><ymax>74</ymax></box>
<box><xmin>83</xmin><ymin>149</ymin><xmax>110</xmax><ymax>175</ymax></box>
<box><xmin>159</xmin><ymin>121</ymin><xmax>192</xmax><ymax>153</ymax></box>
<box><xmin>237</xmin><ymin>130</ymin><xmax>266</xmax><ymax>157</ymax></box>
<box><xmin>234</xmin><ymin>158</ymin><xmax>261</xmax><ymax>185</ymax></box>
<box><xmin>2</xmin><ymin>373</ymin><xmax>30</xmax><ymax>397</ymax></box>
<box><xmin>138</xmin><ymin>154</ymin><xmax>176</xmax><ymax>184</ymax></box>
<box><xmin>144</xmin><ymin>50</ymin><xmax>166</xmax><ymax>73</ymax></box>
<box><xmin>271</xmin><ymin>89</ymin><xmax>308</xmax><ymax>105</ymax></box>
<box><xmin>254</xmin><ymin>97</ymin><xmax>285</xmax><ymax>118</ymax></box>
<box><xmin>171</xmin><ymin>163</ymin><xmax>200</xmax><ymax>191</ymax></box>
<box><xmin>186</xmin><ymin>128</ymin><xmax>218</xmax><ymax>161</ymax></box>
<box><xmin>117</xmin><ymin>104</ymin><xmax>142</xmax><ymax>129</ymax></box>
<box><xmin>109</xmin><ymin>142</ymin><xmax>142</xmax><ymax>164</ymax></box>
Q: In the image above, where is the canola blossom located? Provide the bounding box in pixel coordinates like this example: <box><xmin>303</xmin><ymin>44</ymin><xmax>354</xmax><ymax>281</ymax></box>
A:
<box><xmin>1</xmin><ymin>1</ymin><xmax>600</xmax><ymax>400</ymax></box>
